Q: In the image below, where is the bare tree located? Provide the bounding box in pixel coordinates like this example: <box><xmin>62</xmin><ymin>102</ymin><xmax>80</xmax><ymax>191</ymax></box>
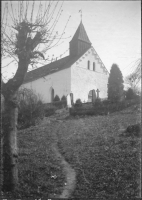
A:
<box><xmin>1</xmin><ymin>1</ymin><xmax>70</xmax><ymax>192</ymax></box>
<box><xmin>125</xmin><ymin>58</ymin><xmax>141</xmax><ymax>93</ymax></box>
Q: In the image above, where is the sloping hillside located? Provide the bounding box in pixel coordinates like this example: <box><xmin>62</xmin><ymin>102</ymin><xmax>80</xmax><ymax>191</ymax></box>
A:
<box><xmin>1</xmin><ymin>105</ymin><xmax>141</xmax><ymax>199</ymax></box>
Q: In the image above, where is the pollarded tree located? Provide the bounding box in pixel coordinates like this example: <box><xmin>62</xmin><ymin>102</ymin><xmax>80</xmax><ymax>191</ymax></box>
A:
<box><xmin>107</xmin><ymin>64</ymin><xmax>124</xmax><ymax>102</ymax></box>
<box><xmin>1</xmin><ymin>1</ymin><xmax>71</xmax><ymax>192</ymax></box>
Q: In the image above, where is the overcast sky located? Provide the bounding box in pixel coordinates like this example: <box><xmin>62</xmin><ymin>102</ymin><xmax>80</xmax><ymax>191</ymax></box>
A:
<box><xmin>2</xmin><ymin>1</ymin><xmax>141</xmax><ymax>81</ymax></box>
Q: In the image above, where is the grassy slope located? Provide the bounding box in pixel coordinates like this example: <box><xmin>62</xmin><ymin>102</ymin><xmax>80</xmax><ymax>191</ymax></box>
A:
<box><xmin>2</xmin><ymin>121</ymin><xmax>65</xmax><ymax>198</ymax></box>
<box><xmin>57</xmin><ymin>106</ymin><xmax>141</xmax><ymax>199</ymax></box>
<box><xmin>1</xmin><ymin>105</ymin><xmax>141</xmax><ymax>199</ymax></box>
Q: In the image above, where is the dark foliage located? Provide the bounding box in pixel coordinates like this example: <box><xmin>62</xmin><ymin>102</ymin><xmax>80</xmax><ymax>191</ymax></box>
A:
<box><xmin>70</xmin><ymin>99</ymin><xmax>140</xmax><ymax>116</ymax></box>
<box><xmin>125</xmin><ymin>88</ymin><xmax>136</xmax><ymax>100</ymax></box>
<box><xmin>17</xmin><ymin>88</ymin><xmax>44</xmax><ymax>129</ymax></box>
<box><xmin>124</xmin><ymin>123</ymin><xmax>141</xmax><ymax>137</ymax></box>
<box><xmin>74</xmin><ymin>99</ymin><xmax>82</xmax><ymax>108</ymax></box>
<box><xmin>61</xmin><ymin>95</ymin><xmax>67</xmax><ymax>101</ymax></box>
<box><xmin>108</xmin><ymin>64</ymin><xmax>124</xmax><ymax>102</ymax></box>
<box><xmin>53</xmin><ymin>95</ymin><xmax>60</xmax><ymax>102</ymax></box>
<box><xmin>53</xmin><ymin>100</ymin><xmax>67</xmax><ymax>109</ymax></box>
<box><xmin>44</xmin><ymin>107</ymin><xmax>56</xmax><ymax>117</ymax></box>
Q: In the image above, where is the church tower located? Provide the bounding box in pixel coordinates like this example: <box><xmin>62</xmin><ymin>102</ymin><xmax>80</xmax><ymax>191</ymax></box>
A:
<box><xmin>69</xmin><ymin>21</ymin><xmax>92</xmax><ymax>57</ymax></box>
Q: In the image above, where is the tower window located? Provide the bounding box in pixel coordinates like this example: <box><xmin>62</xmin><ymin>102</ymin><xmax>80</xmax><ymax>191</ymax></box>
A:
<box><xmin>88</xmin><ymin>61</ymin><xmax>90</xmax><ymax>70</ymax></box>
<box><xmin>93</xmin><ymin>62</ymin><xmax>95</xmax><ymax>71</ymax></box>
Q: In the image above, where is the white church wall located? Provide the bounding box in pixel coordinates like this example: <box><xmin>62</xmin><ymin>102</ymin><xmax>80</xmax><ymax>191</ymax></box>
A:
<box><xmin>21</xmin><ymin>67</ymin><xmax>71</xmax><ymax>103</ymax></box>
<box><xmin>71</xmin><ymin>48</ymin><xmax>109</xmax><ymax>103</ymax></box>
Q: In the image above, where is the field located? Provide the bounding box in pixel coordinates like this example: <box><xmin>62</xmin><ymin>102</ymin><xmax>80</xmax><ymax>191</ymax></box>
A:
<box><xmin>1</xmin><ymin>105</ymin><xmax>141</xmax><ymax>199</ymax></box>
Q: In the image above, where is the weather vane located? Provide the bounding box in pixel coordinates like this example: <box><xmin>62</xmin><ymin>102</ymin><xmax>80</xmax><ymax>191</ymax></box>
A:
<box><xmin>79</xmin><ymin>10</ymin><xmax>82</xmax><ymax>21</ymax></box>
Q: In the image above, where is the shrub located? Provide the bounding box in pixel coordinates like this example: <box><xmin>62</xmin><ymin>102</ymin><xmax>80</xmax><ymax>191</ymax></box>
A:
<box><xmin>125</xmin><ymin>88</ymin><xmax>135</xmax><ymax>100</ymax></box>
<box><xmin>61</xmin><ymin>95</ymin><xmax>67</xmax><ymax>101</ymax></box>
<box><xmin>74</xmin><ymin>99</ymin><xmax>82</xmax><ymax>107</ymax></box>
<box><xmin>53</xmin><ymin>100</ymin><xmax>67</xmax><ymax>109</ymax></box>
<box><xmin>76</xmin><ymin>99</ymin><xmax>82</xmax><ymax>104</ymax></box>
<box><xmin>102</xmin><ymin>99</ymin><xmax>111</xmax><ymax>105</ymax></box>
<box><xmin>53</xmin><ymin>95</ymin><xmax>60</xmax><ymax>102</ymax></box>
<box><xmin>17</xmin><ymin>88</ymin><xmax>44</xmax><ymax>129</ymax></box>
<box><xmin>94</xmin><ymin>98</ymin><xmax>102</xmax><ymax>106</ymax></box>
<box><xmin>44</xmin><ymin>107</ymin><xmax>56</xmax><ymax>117</ymax></box>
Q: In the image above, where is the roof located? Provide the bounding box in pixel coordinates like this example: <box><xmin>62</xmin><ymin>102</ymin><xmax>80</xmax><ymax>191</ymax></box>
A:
<box><xmin>23</xmin><ymin>47</ymin><xmax>91</xmax><ymax>84</ymax></box>
<box><xmin>70</xmin><ymin>21</ymin><xmax>91</xmax><ymax>44</ymax></box>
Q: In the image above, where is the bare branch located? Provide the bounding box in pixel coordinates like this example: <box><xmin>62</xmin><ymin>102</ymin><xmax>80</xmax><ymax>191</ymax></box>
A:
<box><xmin>2</xmin><ymin>0</ymin><xmax>71</xmax><ymax>92</ymax></box>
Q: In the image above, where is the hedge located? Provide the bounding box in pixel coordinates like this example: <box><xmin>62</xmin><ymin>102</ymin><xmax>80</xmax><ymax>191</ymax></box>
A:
<box><xmin>70</xmin><ymin>99</ymin><xmax>140</xmax><ymax>116</ymax></box>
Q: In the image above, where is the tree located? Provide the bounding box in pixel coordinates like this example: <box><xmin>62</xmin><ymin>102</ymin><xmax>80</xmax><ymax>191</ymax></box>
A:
<box><xmin>125</xmin><ymin>58</ymin><xmax>141</xmax><ymax>94</ymax></box>
<box><xmin>1</xmin><ymin>1</ymin><xmax>70</xmax><ymax>192</ymax></box>
<box><xmin>107</xmin><ymin>64</ymin><xmax>124</xmax><ymax>102</ymax></box>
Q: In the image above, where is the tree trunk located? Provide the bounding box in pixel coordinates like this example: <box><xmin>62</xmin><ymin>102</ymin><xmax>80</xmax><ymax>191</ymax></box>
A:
<box><xmin>2</xmin><ymin>94</ymin><xmax>18</xmax><ymax>192</ymax></box>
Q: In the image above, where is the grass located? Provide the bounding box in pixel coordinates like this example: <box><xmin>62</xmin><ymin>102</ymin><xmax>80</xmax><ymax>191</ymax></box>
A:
<box><xmin>1</xmin><ymin>105</ymin><xmax>141</xmax><ymax>199</ymax></box>
<box><xmin>57</xmin><ymin>106</ymin><xmax>141</xmax><ymax>199</ymax></box>
<box><xmin>1</xmin><ymin>122</ymin><xmax>65</xmax><ymax>198</ymax></box>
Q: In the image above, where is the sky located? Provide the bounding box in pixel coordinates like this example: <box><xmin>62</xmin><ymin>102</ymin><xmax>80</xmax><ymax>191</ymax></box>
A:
<box><xmin>2</xmin><ymin>1</ymin><xmax>141</xmax><ymax>82</ymax></box>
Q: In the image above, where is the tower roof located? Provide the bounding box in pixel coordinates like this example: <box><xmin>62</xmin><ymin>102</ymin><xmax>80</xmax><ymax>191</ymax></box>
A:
<box><xmin>71</xmin><ymin>21</ymin><xmax>91</xmax><ymax>44</ymax></box>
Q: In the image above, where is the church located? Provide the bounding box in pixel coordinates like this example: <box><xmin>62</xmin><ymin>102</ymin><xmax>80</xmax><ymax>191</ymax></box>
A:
<box><xmin>21</xmin><ymin>21</ymin><xmax>109</xmax><ymax>103</ymax></box>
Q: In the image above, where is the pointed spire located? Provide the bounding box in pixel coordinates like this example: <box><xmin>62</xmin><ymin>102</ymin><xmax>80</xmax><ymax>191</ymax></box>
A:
<box><xmin>69</xmin><ymin>21</ymin><xmax>91</xmax><ymax>57</ymax></box>
<box><xmin>71</xmin><ymin>21</ymin><xmax>91</xmax><ymax>44</ymax></box>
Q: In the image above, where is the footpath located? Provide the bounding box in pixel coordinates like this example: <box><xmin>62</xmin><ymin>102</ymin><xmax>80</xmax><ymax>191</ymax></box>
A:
<box><xmin>42</xmin><ymin>108</ymin><xmax>76</xmax><ymax>199</ymax></box>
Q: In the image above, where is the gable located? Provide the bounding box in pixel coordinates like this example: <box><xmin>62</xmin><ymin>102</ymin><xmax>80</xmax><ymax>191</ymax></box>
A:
<box><xmin>73</xmin><ymin>47</ymin><xmax>109</xmax><ymax>75</ymax></box>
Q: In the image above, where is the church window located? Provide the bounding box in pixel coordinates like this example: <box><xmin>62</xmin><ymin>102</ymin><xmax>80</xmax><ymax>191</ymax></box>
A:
<box><xmin>88</xmin><ymin>61</ymin><xmax>90</xmax><ymax>70</ymax></box>
<box><xmin>93</xmin><ymin>62</ymin><xmax>95</xmax><ymax>71</ymax></box>
<box><xmin>88</xmin><ymin>89</ymin><xmax>96</xmax><ymax>102</ymax></box>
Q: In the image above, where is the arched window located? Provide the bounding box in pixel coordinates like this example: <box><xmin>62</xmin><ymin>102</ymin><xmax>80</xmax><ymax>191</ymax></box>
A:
<box><xmin>88</xmin><ymin>89</ymin><xmax>96</xmax><ymax>102</ymax></box>
<box><xmin>93</xmin><ymin>62</ymin><xmax>95</xmax><ymax>71</ymax></box>
<box><xmin>88</xmin><ymin>61</ymin><xmax>90</xmax><ymax>70</ymax></box>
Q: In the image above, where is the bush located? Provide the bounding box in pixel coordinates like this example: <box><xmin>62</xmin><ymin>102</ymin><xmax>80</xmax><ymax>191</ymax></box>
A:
<box><xmin>74</xmin><ymin>99</ymin><xmax>82</xmax><ymax>107</ymax></box>
<box><xmin>94</xmin><ymin>98</ymin><xmax>102</xmax><ymax>106</ymax></box>
<box><xmin>76</xmin><ymin>99</ymin><xmax>82</xmax><ymax>104</ymax></box>
<box><xmin>44</xmin><ymin>106</ymin><xmax>56</xmax><ymax>117</ymax></box>
<box><xmin>70</xmin><ymin>99</ymin><xmax>140</xmax><ymax>116</ymax></box>
<box><xmin>61</xmin><ymin>95</ymin><xmax>67</xmax><ymax>101</ymax></box>
<box><xmin>53</xmin><ymin>100</ymin><xmax>67</xmax><ymax>109</ymax></box>
<box><xmin>125</xmin><ymin>88</ymin><xmax>135</xmax><ymax>100</ymax></box>
<box><xmin>17</xmin><ymin>88</ymin><xmax>44</xmax><ymax>129</ymax></box>
<box><xmin>53</xmin><ymin>95</ymin><xmax>60</xmax><ymax>102</ymax></box>
<box><xmin>102</xmin><ymin>99</ymin><xmax>111</xmax><ymax>105</ymax></box>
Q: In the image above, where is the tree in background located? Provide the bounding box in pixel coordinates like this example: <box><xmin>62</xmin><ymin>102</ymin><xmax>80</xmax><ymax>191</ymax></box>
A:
<box><xmin>107</xmin><ymin>64</ymin><xmax>124</xmax><ymax>102</ymax></box>
<box><xmin>1</xmin><ymin>1</ymin><xmax>70</xmax><ymax>192</ymax></box>
<box><xmin>125</xmin><ymin>58</ymin><xmax>141</xmax><ymax>95</ymax></box>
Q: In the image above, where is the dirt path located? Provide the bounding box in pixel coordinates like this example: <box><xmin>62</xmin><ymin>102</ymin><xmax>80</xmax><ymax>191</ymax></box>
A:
<box><xmin>44</xmin><ymin>113</ymin><xmax>76</xmax><ymax>199</ymax></box>
<box><xmin>52</xmin><ymin>143</ymin><xmax>76</xmax><ymax>199</ymax></box>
